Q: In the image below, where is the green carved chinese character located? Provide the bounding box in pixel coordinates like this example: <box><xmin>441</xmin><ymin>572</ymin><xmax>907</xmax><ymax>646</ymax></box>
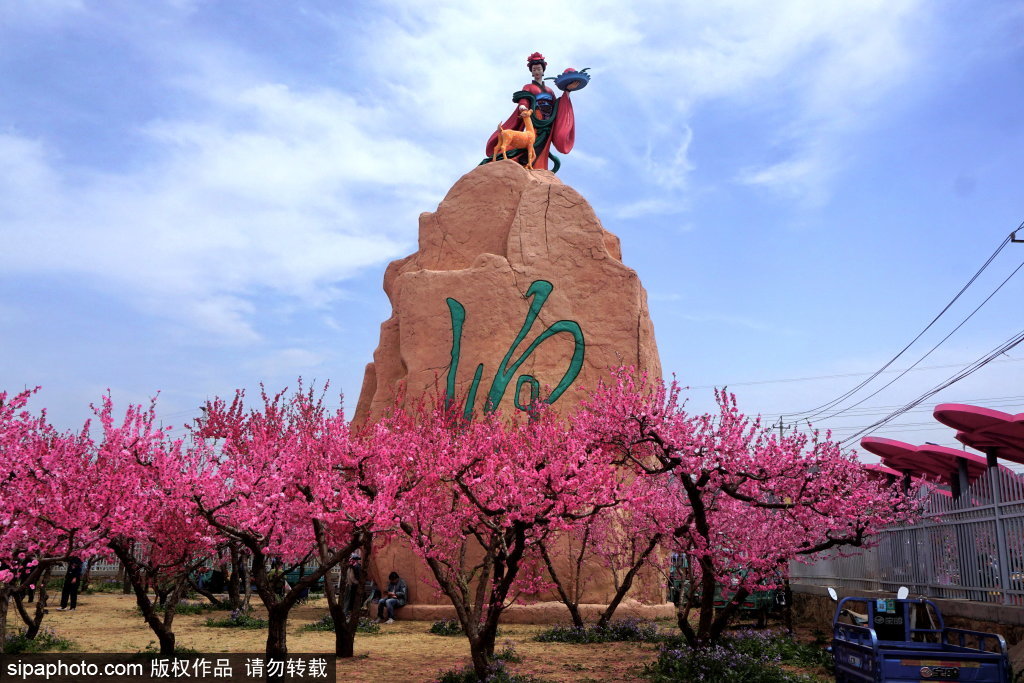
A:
<box><xmin>445</xmin><ymin>280</ymin><xmax>585</xmax><ymax>419</ymax></box>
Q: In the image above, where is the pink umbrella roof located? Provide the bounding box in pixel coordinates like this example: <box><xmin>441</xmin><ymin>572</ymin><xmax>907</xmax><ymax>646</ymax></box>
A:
<box><xmin>860</xmin><ymin>437</ymin><xmax>956</xmax><ymax>485</ymax></box>
<box><xmin>916</xmin><ymin>443</ymin><xmax>988</xmax><ymax>481</ymax></box>
<box><xmin>933</xmin><ymin>404</ymin><xmax>1024</xmax><ymax>465</ymax></box>
<box><xmin>863</xmin><ymin>463</ymin><xmax>903</xmax><ymax>478</ymax></box>
<box><xmin>860</xmin><ymin>437</ymin><xmax>992</xmax><ymax>486</ymax></box>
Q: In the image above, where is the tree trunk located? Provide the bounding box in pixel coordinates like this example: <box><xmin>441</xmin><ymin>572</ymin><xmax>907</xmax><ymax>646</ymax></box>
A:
<box><xmin>265</xmin><ymin>604</ymin><xmax>289</xmax><ymax>660</ymax></box>
<box><xmin>539</xmin><ymin>543</ymin><xmax>585</xmax><ymax>629</ymax></box>
<box><xmin>596</xmin><ymin>533</ymin><xmax>662</xmax><ymax>628</ymax></box>
<box><xmin>0</xmin><ymin>585</ymin><xmax>9</xmax><ymax>645</ymax></box>
<box><xmin>333</xmin><ymin>601</ymin><xmax>357</xmax><ymax>658</ymax></box>
<box><xmin>226</xmin><ymin>550</ymin><xmax>242</xmax><ymax>609</ymax></box>
<box><xmin>15</xmin><ymin>566</ymin><xmax>51</xmax><ymax>639</ymax></box>
<box><xmin>116</xmin><ymin>559</ymin><xmax>127</xmax><ymax>591</ymax></box>
<box><xmin>707</xmin><ymin>586</ymin><xmax>747</xmax><ymax>644</ymax></box>
<box><xmin>241</xmin><ymin>560</ymin><xmax>252</xmax><ymax>610</ymax></box>
<box><xmin>469</xmin><ymin>625</ymin><xmax>499</xmax><ymax>680</ymax></box>
<box><xmin>322</xmin><ymin>561</ymin><xmax>359</xmax><ymax>659</ymax></box>
<box><xmin>121</xmin><ymin>544</ymin><xmax>133</xmax><ymax>594</ymax></box>
<box><xmin>111</xmin><ymin>543</ymin><xmax>180</xmax><ymax>656</ymax></box>
<box><xmin>189</xmin><ymin>578</ymin><xmax>222</xmax><ymax>607</ymax></box>
<box><xmin>782</xmin><ymin>578</ymin><xmax>794</xmax><ymax>634</ymax></box>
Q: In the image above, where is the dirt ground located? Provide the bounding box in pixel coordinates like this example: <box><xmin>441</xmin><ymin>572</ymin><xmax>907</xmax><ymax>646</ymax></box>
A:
<box><xmin>32</xmin><ymin>593</ymin><xmax>668</xmax><ymax>682</ymax></box>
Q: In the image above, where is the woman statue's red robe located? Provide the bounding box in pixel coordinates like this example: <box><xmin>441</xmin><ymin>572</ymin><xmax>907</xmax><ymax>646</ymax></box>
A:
<box><xmin>485</xmin><ymin>54</ymin><xmax>576</xmax><ymax>171</ymax></box>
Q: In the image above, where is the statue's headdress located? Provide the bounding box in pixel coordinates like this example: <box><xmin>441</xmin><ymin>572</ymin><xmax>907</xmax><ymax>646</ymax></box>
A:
<box><xmin>526</xmin><ymin>52</ymin><xmax>547</xmax><ymax>70</ymax></box>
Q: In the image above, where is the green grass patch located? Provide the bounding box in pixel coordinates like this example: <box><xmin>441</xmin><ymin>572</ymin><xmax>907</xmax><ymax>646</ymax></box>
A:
<box><xmin>435</xmin><ymin>659</ymin><xmax>549</xmax><ymax>683</ymax></box>
<box><xmin>299</xmin><ymin>614</ymin><xmax>380</xmax><ymax>634</ymax></box>
<box><xmin>3</xmin><ymin>627</ymin><xmax>75</xmax><ymax>654</ymax></box>
<box><xmin>84</xmin><ymin>580</ymin><xmax>124</xmax><ymax>594</ymax></box>
<box><xmin>493</xmin><ymin>641</ymin><xmax>522</xmax><ymax>663</ymax></box>
<box><xmin>203</xmin><ymin>609</ymin><xmax>268</xmax><ymax>630</ymax></box>
<box><xmin>724</xmin><ymin>628</ymin><xmax>833</xmax><ymax>671</ymax></box>
<box><xmin>535</xmin><ymin>618</ymin><xmax>662</xmax><ymax>644</ymax></box>
<box><xmin>643</xmin><ymin>629</ymin><xmax>831</xmax><ymax>682</ymax></box>
<box><xmin>429</xmin><ymin>619</ymin><xmax>464</xmax><ymax>636</ymax></box>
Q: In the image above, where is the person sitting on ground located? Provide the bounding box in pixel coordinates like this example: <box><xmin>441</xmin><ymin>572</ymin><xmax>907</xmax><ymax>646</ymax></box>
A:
<box><xmin>375</xmin><ymin>571</ymin><xmax>407</xmax><ymax>624</ymax></box>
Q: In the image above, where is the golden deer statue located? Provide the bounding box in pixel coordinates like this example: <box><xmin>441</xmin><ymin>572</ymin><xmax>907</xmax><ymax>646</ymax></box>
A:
<box><xmin>491</xmin><ymin>107</ymin><xmax>537</xmax><ymax>169</ymax></box>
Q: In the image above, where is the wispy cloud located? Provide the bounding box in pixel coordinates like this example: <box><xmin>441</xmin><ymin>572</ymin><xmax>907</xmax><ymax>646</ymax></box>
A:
<box><xmin>0</xmin><ymin>0</ymin><xmax>964</xmax><ymax>348</ymax></box>
<box><xmin>610</xmin><ymin>198</ymin><xmax>687</xmax><ymax>221</ymax></box>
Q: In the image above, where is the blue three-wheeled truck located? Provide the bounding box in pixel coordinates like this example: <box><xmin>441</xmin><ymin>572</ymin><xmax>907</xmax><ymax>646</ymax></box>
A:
<box><xmin>830</xmin><ymin>587</ymin><xmax>1011</xmax><ymax>682</ymax></box>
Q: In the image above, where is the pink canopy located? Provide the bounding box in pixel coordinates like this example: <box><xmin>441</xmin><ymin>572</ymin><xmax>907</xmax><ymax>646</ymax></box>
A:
<box><xmin>916</xmin><ymin>443</ymin><xmax>988</xmax><ymax>481</ymax></box>
<box><xmin>933</xmin><ymin>404</ymin><xmax>1024</xmax><ymax>465</ymax></box>
<box><xmin>860</xmin><ymin>437</ymin><xmax>950</xmax><ymax>485</ymax></box>
<box><xmin>859</xmin><ymin>436</ymin><xmax>987</xmax><ymax>487</ymax></box>
<box><xmin>863</xmin><ymin>463</ymin><xmax>903</xmax><ymax>478</ymax></box>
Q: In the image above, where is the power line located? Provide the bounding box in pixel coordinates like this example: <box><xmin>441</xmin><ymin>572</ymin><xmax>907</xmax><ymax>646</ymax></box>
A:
<box><xmin>839</xmin><ymin>327</ymin><xmax>1024</xmax><ymax>445</ymax></box>
<box><xmin>755</xmin><ymin>394</ymin><xmax>1024</xmax><ymax>424</ymax></box>
<box><xmin>805</xmin><ymin>256</ymin><xmax>1024</xmax><ymax>423</ymax></box>
<box><xmin>783</xmin><ymin>225</ymin><xmax>1019</xmax><ymax>419</ymax></box>
<box><xmin>686</xmin><ymin>356</ymin><xmax>1022</xmax><ymax>390</ymax></box>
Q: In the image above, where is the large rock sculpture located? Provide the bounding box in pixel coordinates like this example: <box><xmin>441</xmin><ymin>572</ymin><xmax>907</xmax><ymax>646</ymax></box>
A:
<box><xmin>354</xmin><ymin>162</ymin><xmax>668</xmax><ymax>619</ymax></box>
<box><xmin>354</xmin><ymin>161</ymin><xmax>661</xmax><ymax>426</ymax></box>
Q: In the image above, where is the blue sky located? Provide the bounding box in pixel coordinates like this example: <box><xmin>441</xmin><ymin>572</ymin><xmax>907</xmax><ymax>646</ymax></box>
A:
<box><xmin>2</xmin><ymin>1</ymin><xmax>1022</xmax><ymax>468</ymax></box>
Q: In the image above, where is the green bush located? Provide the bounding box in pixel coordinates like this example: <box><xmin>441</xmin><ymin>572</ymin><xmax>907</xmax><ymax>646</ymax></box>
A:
<box><xmin>493</xmin><ymin>641</ymin><xmax>522</xmax><ymax>663</ymax></box>
<box><xmin>204</xmin><ymin>608</ymin><xmax>267</xmax><ymax>629</ymax></box>
<box><xmin>435</xmin><ymin>660</ymin><xmax>547</xmax><ymax>683</ymax></box>
<box><xmin>429</xmin><ymin>619</ymin><xmax>506</xmax><ymax>638</ymax></box>
<box><xmin>535</xmin><ymin>618</ymin><xmax>662</xmax><ymax>644</ymax></box>
<box><xmin>429</xmin><ymin>619</ymin><xmax>464</xmax><ymax>636</ymax></box>
<box><xmin>725</xmin><ymin>629</ymin><xmax>833</xmax><ymax>671</ymax></box>
<box><xmin>85</xmin><ymin>580</ymin><xmax>123</xmax><ymax>594</ymax></box>
<box><xmin>643</xmin><ymin>630</ymin><xmax>830</xmax><ymax>682</ymax></box>
<box><xmin>3</xmin><ymin>627</ymin><xmax>75</xmax><ymax>654</ymax></box>
<box><xmin>300</xmin><ymin>614</ymin><xmax>380</xmax><ymax>634</ymax></box>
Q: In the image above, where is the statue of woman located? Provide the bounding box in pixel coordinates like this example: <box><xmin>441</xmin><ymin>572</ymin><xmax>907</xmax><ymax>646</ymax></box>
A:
<box><xmin>484</xmin><ymin>52</ymin><xmax>576</xmax><ymax>172</ymax></box>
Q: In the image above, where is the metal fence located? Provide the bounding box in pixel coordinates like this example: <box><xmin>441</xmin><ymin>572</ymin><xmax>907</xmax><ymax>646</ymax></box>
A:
<box><xmin>791</xmin><ymin>467</ymin><xmax>1024</xmax><ymax>605</ymax></box>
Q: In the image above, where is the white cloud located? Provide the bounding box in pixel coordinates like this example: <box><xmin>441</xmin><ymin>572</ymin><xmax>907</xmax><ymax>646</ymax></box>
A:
<box><xmin>736</xmin><ymin>157</ymin><xmax>823</xmax><ymax>198</ymax></box>
<box><xmin>247</xmin><ymin>347</ymin><xmax>328</xmax><ymax>379</ymax></box>
<box><xmin>0</xmin><ymin>58</ymin><xmax>450</xmax><ymax>342</ymax></box>
<box><xmin>345</xmin><ymin>0</ymin><xmax>931</xmax><ymax>207</ymax></box>
<box><xmin>0</xmin><ymin>0</ymin><xmax>944</xmax><ymax>348</ymax></box>
<box><xmin>611</xmin><ymin>198</ymin><xmax>686</xmax><ymax>221</ymax></box>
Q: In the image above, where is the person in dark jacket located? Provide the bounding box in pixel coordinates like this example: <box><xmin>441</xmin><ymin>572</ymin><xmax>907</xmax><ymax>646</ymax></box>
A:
<box><xmin>58</xmin><ymin>557</ymin><xmax>83</xmax><ymax>611</ymax></box>
<box><xmin>342</xmin><ymin>550</ymin><xmax>362</xmax><ymax>616</ymax></box>
<box><xmin>375</xmin><ymin>571</ymin><xmax>407</xmax><ymax>624</ymax></box>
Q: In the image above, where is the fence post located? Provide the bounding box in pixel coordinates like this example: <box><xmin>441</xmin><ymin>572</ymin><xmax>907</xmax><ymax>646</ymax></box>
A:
<box><xmin>987</xmin><ymin>449</ymin><xmax>1012</xmax><ymax>606</ymax></box>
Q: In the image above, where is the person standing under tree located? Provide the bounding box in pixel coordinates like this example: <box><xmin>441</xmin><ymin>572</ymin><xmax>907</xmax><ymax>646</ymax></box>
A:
<box><xmin>58</xmin><ymin>556</ymin><xmax>83</xmax><ymax>611</ymax></box>
<box><xmin>342</xmin><ymin>550</ymin><xmax>362</xmax><ymax>616</ymax></box>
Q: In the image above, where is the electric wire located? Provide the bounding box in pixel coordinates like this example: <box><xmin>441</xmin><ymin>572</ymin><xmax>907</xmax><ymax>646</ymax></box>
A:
<box><xmin>782</xmin><ymin>228</ymin><xmax>1015</xmax><ymax>420</ymax></box>
<box><xmin>807</xmin><ymin>256</ymin><xmax>1024</xmax><ymax>423</ymax></box>
<box><xmin>687</xmin><ymin>356</ymin><xmax>1022</xmax><ymax>390</ymax></box>
<box><xmin>838</xmin><ymin>327</ymin><xmax>1024</xmax><ymax>445</ymax></box>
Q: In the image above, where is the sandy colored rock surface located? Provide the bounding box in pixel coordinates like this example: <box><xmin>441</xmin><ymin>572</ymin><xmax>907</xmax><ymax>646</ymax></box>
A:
<box><xmin>29</xmin><ymin>593</ymin><xmax>669</xmax><ymax>682</ymax></box>
<box><xmin>354</xmin><ymin>161</ymin><xmax>661</xmax><ymax>426</ymax></box>
<box><xmin>353</xmin><ymin>161</ymin><xmax>664</xmax><ymax>608</ymax></box>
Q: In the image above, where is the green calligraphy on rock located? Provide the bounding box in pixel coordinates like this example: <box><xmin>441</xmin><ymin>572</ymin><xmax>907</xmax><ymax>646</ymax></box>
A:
<box><xmin>445</xmin><ymin>280</ymin><xmax>585</xmax><ymax>419</ymax></box>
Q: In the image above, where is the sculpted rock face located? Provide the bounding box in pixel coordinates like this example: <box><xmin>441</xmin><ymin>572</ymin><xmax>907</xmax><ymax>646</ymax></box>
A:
<box><xmin>354</xmin><ymin>162</ymin><xmax>665</xmax><ymax>613</ymax></box>
<box><xmin>354</xmin><ymin>161</ymin><xmax>661</xmax><ymax>426</ymax></box>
